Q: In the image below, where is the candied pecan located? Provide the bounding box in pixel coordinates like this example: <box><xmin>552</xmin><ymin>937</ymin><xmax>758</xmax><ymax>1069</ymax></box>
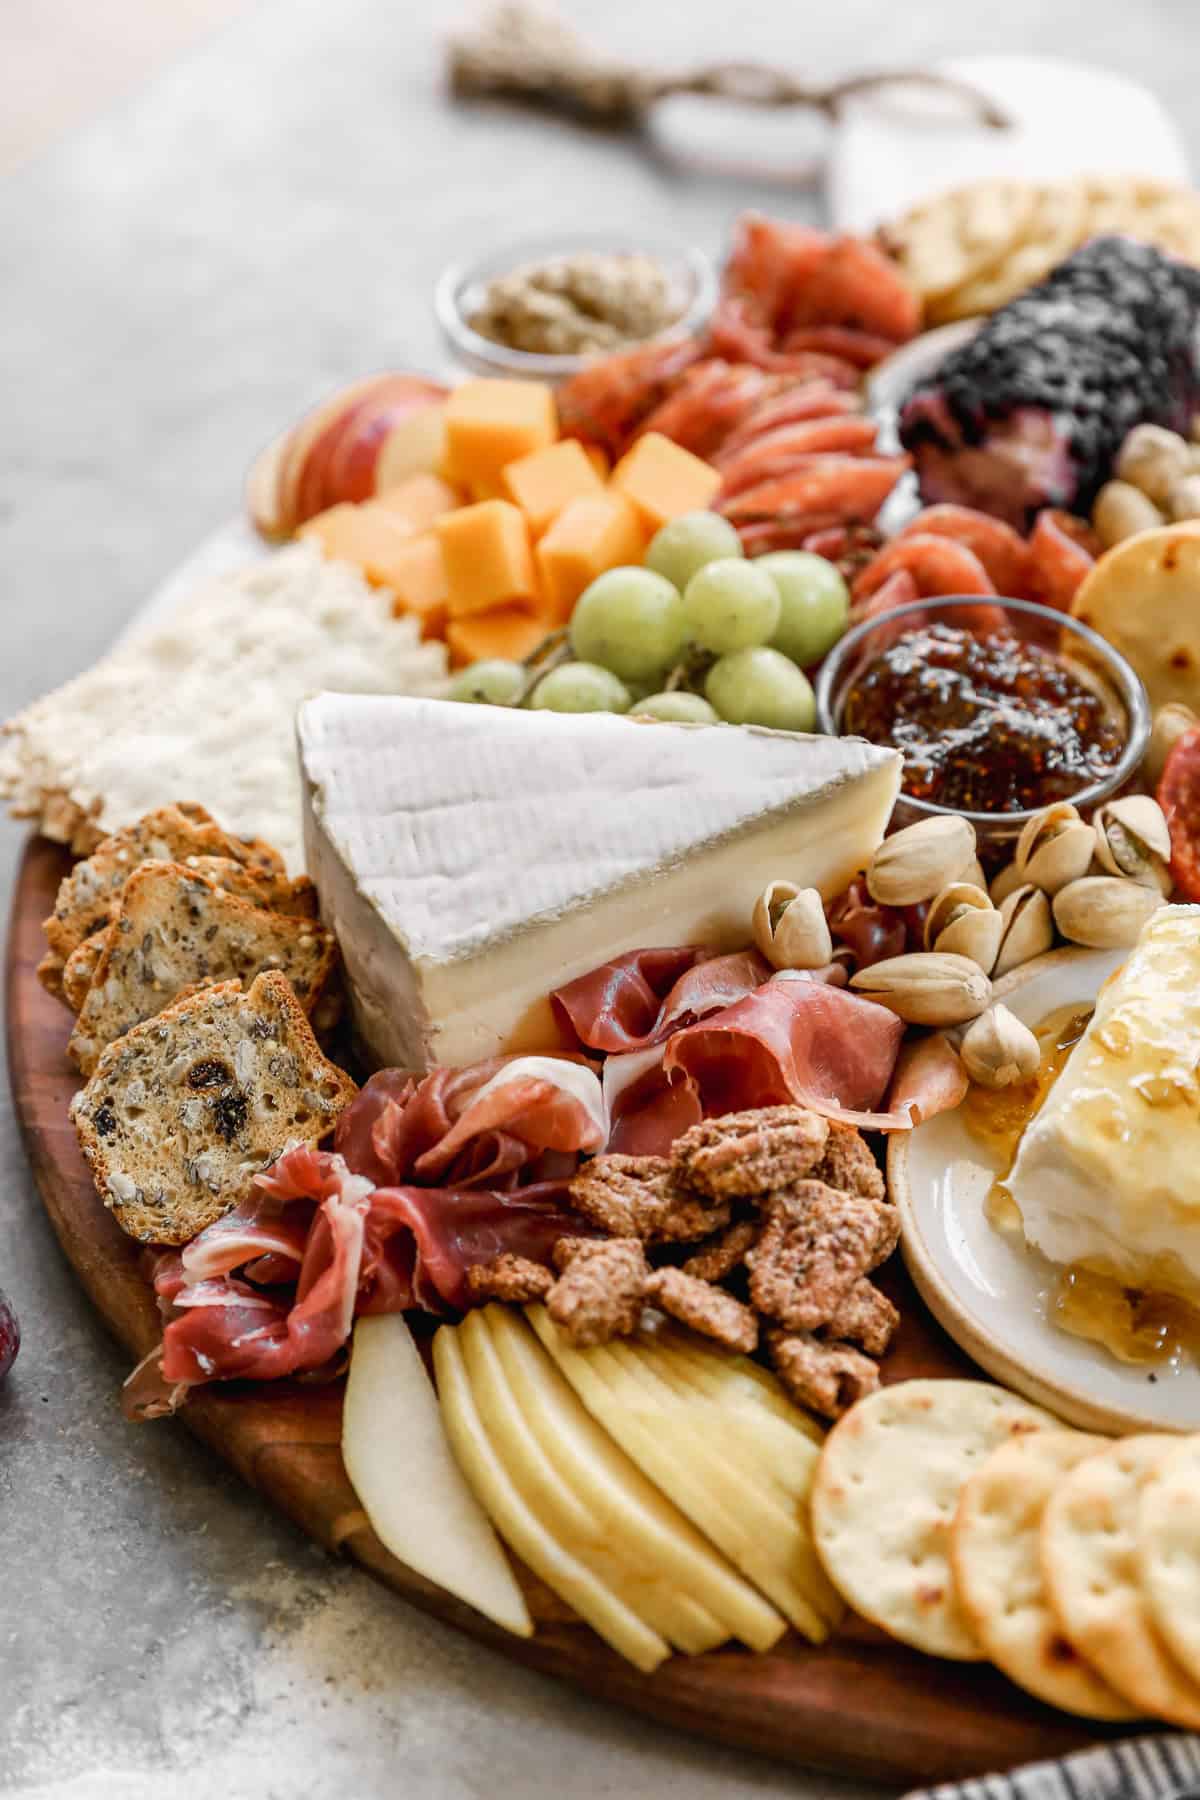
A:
<box><xmin>746</xmin><ymin>1180</ymin><xmax>899</xmax><ymax>1331</ymax></box>
<box><xmin>569</xmin><ymin>1153</ymin><xmax>728</xmax><ymax>1244</ymax></box>
<box><xmin>681</xmin><ymin>1218</ymin><xmax>759</xmax><ymax>1282</ymax></box>
<box><xmin>671</xmin><ymin>1106</ymin><xmax>829</xmax><ymax>1200</ymax></box>
<box><xmin>546</xmin><ymin>1237</ymin><xmax>649</xmax><ymax>1346</ymax></box>
<box><xmin>812</xmin><ymin>1121</ymin><xmax>885</xmax><ymax>1202</ymax></box>
<box><xmin>465</xmin><ymin>1254</ymin><xmax>554</xmax><ymax>1305</ymax></box>
<box><xmin>552</xmin><ymin>1234</ymin><xmax>605</xmax><ymax>1273</ymax></box>
<box><xmin>823</xmin><ymin>1278</ymin><xmax>899</xmax><ymax>1356</ymax></box>
<box><xmin>766</xmin><ymin>1328</ymin><xmax>880</xmax><ymax>1420</ymax></box>
<box><xmin>646</xmin><ymin>1266</ymin><xmax>758</xmax><ymax>1354</ymax></box>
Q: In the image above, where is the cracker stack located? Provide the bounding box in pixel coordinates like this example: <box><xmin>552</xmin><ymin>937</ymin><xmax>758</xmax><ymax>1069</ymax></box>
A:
<box><xmin>883</xmin><ymin>176</ymin><xmax>1200</xmax><ymax>324</ymax></box>
<box><xmin>811</xmin><ymin>1376</ymin><xmax>1200</xmax><ymax>1727</ymax></box>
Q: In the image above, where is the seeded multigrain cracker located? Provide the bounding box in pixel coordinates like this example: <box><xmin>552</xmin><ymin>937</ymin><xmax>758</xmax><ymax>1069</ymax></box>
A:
<box><xmin>670</xmin><ymin>1106</ymin><xmax>828</xmax><ymax>1200</ymax></box>
<box><xmin>766</xmin><ymin>1329</ymin><xmax>879</xmax><ymax>1420</ymax></box>
<box><xmin>951</xmin><ymin>1431</ymin><xmax>1136</xmax><ymax>1721</ymax></box>
<box><xmin>60</xmin><ymin>931</ymin><xmax>107</xmax><ymax>1012</ymax></box>
<box><xmin>811</xmin><ymin>1379</ymin><xmax>1053</xmax><ymax>1660</ymax></box>
<box><xmin>646</xmin><ymin>1267</ymin><xmax>758</xmax><ymax>1354</ymax></box>
<box><xmin>568</xmin><ymin>1154</ymin><xmax>728</xmax><ymax>1244</ymax></box>
<box><xmin>746</xmin><ymin>1181</ymin><xmax>899</xmax><ymax>1332</ymax></box>
<box><xmin>1139</xmin><ymin>1436</ymin><xmax>1200</xmax><ymax>1689</ymax></box>
<box><xmin>43</xmin><ymin>803</ymin><xmax>286</xmax><ymax>961</ymax></box>
<box><xmin>68</xmin><ymin>862</ymin><xmax>337</xmax><ymax>1076</ymax></box>
<box><xmin>70</xmin><ymin>972</ymin><xmax>358</xmax><ymax>1245</ymax></box>
<box><xmin>466</xmin><ymin>1254</ymin><xmax>554</xmax><ymax>1304</ymax></box>
<box><xmin>1042</xmin><ymin>1434</ymin><xmax>1200</xmax><ymax>1726</ymax></box>
<box><xmin>546</xmin><ymin>1237</ymin><xmax>649</xmax><ymax>1346</ymax></box>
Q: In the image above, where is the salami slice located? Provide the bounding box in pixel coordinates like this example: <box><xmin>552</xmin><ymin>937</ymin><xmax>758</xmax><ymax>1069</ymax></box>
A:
<box><xmin>1027</xmin><ymin>509</ymin><xmax>1097</xmax><ymax>611</ymax></box>
<box><xmin>1158</xmin><ymin>724</ymin><xmax>1200</xmax><ymax>900</ymax></box>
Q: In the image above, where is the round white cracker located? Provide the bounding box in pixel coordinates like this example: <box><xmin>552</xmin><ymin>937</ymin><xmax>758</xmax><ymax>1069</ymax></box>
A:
<box><xmin>951</xmin><ymin>1429</ymin><xmax>1138</xmax><ymax>1719</ymax></box>
<box><xmin>1041</xmin><ymin>1434</ymin><xmax>1200</xmax><ymax>1726</ymax></box>
<box><xmin>888</xmin><ymin>179</ymin><xmax>1037</xmax><ymax>310</ymax></box>
<box><xmin>810</xmin><ymin>1379</ymin><xmax>1053</xmax><ymax>1660</ymax></box>
<box><xmin>1071</xmin><ymin>522</ymin><xmax>1200</xmax><ymax>715</ymax></box>
<box><xmin>944</xmin><ymin>180</ymin><xmax>1089</xmax><ymax>319</ymax></box>
<box><xmin>1138</xmin><ymin>1435</ymin><xmax>1200</xmax><ymax>1686</ymax></box>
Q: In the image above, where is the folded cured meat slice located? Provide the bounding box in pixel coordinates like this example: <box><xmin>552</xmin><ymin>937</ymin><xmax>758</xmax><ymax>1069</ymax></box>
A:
<box><xmin>663</xmin><ymin>975</ymin><xmax>908</xmax><ymax>1131</ymax></box>
<box><xmin>551</xmin><ymin>948</ymin><xmax>769</xmax><ymax>1055</ymax></box>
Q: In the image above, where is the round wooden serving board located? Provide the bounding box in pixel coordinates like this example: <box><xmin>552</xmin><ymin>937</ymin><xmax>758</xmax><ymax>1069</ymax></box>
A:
<box><xmin>7</xmin><ymin>835</ymin><xmax>1124</xmax><ymax>1787</ymax></box>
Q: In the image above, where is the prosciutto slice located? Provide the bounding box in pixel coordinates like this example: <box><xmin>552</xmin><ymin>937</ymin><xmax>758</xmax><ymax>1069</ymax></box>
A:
<box><xmin>551</xmin><ymin>947</ymin><xmax>770</xmax><ymax>1054</ymax></box>
<box><xmin>335</xmin><ymin>1056</ymin><xmax>604</xmax><ymax>1192</ymax></box>
<box><xmin>663</xmin><ymin>975</ymin><xmax>910</xmax><ymax>1130</ymax></box>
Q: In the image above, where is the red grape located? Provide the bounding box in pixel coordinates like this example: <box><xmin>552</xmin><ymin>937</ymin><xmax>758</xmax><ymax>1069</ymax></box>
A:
<box><xmin>0</xmin><ymin>1287</ymin><xmax>19</xmax><ymax>1382</ymax></box>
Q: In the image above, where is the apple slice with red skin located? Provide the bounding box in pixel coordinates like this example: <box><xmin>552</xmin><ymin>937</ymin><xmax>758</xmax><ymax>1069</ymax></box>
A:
<box><xmin>323</xmin><ymin>377</ymin><xmax>447</xmax><ymax>510</ymax></box>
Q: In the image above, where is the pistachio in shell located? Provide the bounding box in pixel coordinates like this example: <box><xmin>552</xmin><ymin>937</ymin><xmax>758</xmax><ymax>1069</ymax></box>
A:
<box><xmin>752</xmin><ymin>880</ymin><xmax>833</xmax><ymax>971</ymax></box>
<box><xmin>865</xmin><ymin>816</ymin><xmax>977</xmax><ymax>908</ymax></box>
<box><xmin>1014</xmin><ymin>802</ymin><xmax>1096</xmax><ymax>895</ymax></box>
<box><xmin>1144</xmin><ymin>700</ymin><xmax>1199</xmax><ymax>788</ymax></box>
<box><xmin>1052</xmin><ymin>876</ymin><xmax>1167</xmax><ymax>949</ymax></box>
<box><xmin>992</xmin><ymin>883</ymin><xmax>1054</xmax><ymax>978</ymax></box>
<box><xmin>923</xmin><ymin>882</ymin><xmax>1003</xmax><ymax>974</ymax></box>
<box><xmin>1092</xmin><ymin>795</ymin><xmax>1172</xmax><ymax>894</ymax></box>
<box><xmin>989</xmin><ymin>860</ymin><xmax>1026</xmax><ymax>907</ymax></box>
<box><xmin>850</xmin><ymin>951</ymin><xmax>991</xmax><ymax>1027</ymax></box>
<box><xmin>960</xmin><ymin>1004</ymin><xmax>1041</xmax><ymax>1089</ymax></box>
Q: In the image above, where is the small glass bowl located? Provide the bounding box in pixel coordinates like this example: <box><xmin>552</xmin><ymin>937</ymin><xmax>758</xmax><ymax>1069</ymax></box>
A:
<box><xmin>434</xmin><ymin>231</ymin><xmax>718</xmax><ymax>383</ymax></box>
<box><xmin>814</xmin><ymin>596</ymin><xmax>1151</xmax><ymax>857</ymax></box>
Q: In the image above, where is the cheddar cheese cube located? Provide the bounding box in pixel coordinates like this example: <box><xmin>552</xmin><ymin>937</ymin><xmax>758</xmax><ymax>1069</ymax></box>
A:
<box><xmin>535</xmin><ymin>491</ymin><xmax>645</xmax><ymax>622</ymax></box>
<box><xmin>298</xmin><ymin>502</ymin><xmax>416</xmax><ymax>590</ymax></box>
<box><xmin>374</xmin><ymin>473</ymin><xmax>461</xmax><ymax>535</ymax></box>
<box><xmin>442</xmin><ymin>379</ymin><xmax>557</xmax><ymax>490</ymax></box>
<box><xmin>446</xmin><ymin>603</ymin><xmax>549</xmax><ymax>669</ymax></box>
<box><xmin>386</xmin><ymin>532</ymin><xmax>449</xmax><ymax>639</ymax></box>
<box><xmin>610</xmin><ymin>431</ymin><xmax>721</xmax><ymax>532</ymax></box>
<box><xmin>435</xmin><ymin>499</ymin><xmax>537</xmax><ymax>616</ymax></box>
<box><xmin>501</xmin><ymin>439</ymin><xmax>604</xmax><ymax>537</ymax></box>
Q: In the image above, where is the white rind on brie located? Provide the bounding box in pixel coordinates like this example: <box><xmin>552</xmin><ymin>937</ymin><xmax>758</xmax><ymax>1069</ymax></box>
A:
<box><xmin>1008</xmin><ymin>905</ymin><xmax>1200</xmax><ymax>1305</ymax></box>
<box><xmin>297</xmin><ymin>695</ymin><xmax>901</xmax><ymax>1071</ymax></box>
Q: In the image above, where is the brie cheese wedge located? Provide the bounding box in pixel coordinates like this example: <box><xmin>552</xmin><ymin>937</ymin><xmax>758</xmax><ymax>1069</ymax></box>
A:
<box><xmin>298</xmin><ymin>695</ymin><xmax>900</xmax><ymax>1071</ymax></box>
<box><xmin>1008</xmin><ymin>905</ymin><xmax>1200</xmax><ymax>1305</ymax></box>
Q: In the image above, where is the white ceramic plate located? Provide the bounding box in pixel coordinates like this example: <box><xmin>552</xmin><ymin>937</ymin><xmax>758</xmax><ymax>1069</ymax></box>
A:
<box><xmin>889</xmin><ymin>947</ymin><xmax>1200</xmax><ymax>1436</ymax></box>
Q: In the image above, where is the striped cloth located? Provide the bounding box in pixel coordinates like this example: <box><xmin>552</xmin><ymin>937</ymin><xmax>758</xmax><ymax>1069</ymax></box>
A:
<box><xmin>904</xmin><ymin>1736</ymin><xmax>1200</xmax><ymax>1800</ymax></box>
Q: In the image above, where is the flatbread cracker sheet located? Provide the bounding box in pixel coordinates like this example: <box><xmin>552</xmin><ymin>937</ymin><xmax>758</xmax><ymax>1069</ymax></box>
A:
<box><xmin>809</xmin><ymin>1378</ymin><xmax>1053</xmax><ymax>1661</ymax></box>
<box><xmin>0</xmin><ymin>544</ymin><xmax>447</xmax><ymax>872</ymax></box>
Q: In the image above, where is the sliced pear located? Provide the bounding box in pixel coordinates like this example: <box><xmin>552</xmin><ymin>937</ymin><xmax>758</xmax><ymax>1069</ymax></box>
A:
<box><xmin>528</xmin><ymin>1306</ymin><xmax>841</xmax><ymax>1641</ymax></box>
<box><xmin>342</xmin><ymin>1314</ymin><xmax>532</xmax><ymax>1637</ymax></box>
<box><xmin>434</xmin><ymin>1323</ymin><xmax>670</xmax><ymax>1672</ymax></box>
<box><xmin>482</xmin><ymin>1305</ymin><xmax>784</xmax><ymax>1653</ymax></box>
<box><xmin>457</xmin><ymin>1309</ymin><xmax>706</xmax><ymax>1652</ymax></box>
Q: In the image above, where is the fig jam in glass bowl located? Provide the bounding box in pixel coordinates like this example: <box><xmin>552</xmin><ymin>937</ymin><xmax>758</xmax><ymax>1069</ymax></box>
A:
<box><xmin>815</xmin><ymin>597</ymin><xmax>1150</xmax><ymax>854</ymax></box>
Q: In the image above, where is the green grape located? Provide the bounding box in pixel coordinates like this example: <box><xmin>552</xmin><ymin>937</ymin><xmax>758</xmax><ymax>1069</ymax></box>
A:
<box><xmin>756</xmin><ymin>551</ymin><xmax>850</xmax><ymax>667</ymax></box>
<box><xmin>683</xmin><ymin>559</ymin><xmax>781</xmax><ymax>655</ymax></box>
<box><xmin>632</xmin><ymin>691</ymin><xmax>719</xmax><ymax>724</ymax></box>
<box><xmin>446</xmin><ymin>658</ymin><xmax>527</xmax><ymax>705</ymax></box>
<box><xmin>568</xmin><ymin>567</ymin><xmax>689</xmax><ymax>684</ymax></box>
<box><xmin>529</xmin><ymin>661</ymin><xmax>632</xmax><ymax>713</ymax></box>
<box><xmin>644</xmin><ymin>511</ymin><xmax>743</xmax><ymax>591</ymax></box>
<box><xmin>705</xmin><ymin>646</ymin><xmax>816</xmax><ymax>732</ymax></box>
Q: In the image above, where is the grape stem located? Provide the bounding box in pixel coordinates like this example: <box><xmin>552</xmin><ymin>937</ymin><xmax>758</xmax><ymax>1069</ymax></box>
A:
<box><xmin>511</xmin><ymin>629</ymin><xmax>570</xmax><ymax>706</ymax></box>
<box><xmin>664</xmin><ymin>646</ymin><xmax>713</xmax><ymax>693</ymax></box>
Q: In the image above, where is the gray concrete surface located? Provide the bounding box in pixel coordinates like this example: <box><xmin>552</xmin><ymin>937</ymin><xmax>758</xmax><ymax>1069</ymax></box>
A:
<box><xmin>3</xmin><ymin>2</ymin><xmax>1199</xmax><ymax>1795</ymax></box>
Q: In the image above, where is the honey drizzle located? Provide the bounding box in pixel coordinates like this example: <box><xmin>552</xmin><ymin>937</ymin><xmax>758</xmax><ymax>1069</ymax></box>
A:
<box><xmin>963</xmin><ymin>1004</ymin><xmax>1200</xmax><ymax>1369</ymax></box>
